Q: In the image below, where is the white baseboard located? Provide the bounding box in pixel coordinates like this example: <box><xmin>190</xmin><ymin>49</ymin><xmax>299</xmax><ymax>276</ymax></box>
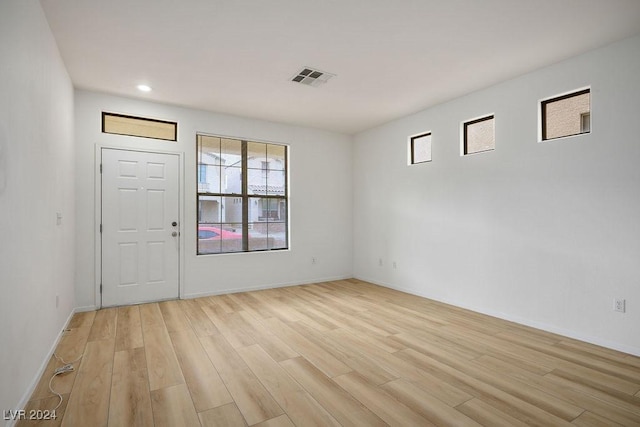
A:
<box><xmin>356</xmin><ymin>276</ymin><xmax>640</xmax><ymax>357</ymax></box>
<box><xmin>74</xmin><ymin>305</ymin><xmax>98</xmax><ymax>313</ymax></box>
<box><xmin>182</xmin><ymin>275</ymin><xmax>351</xmax><ymax>299</ymax></box>
<box><xmin>8</xmin><ymin>308</ymin><xmax>78</xmax><ymax>427</ymax></box>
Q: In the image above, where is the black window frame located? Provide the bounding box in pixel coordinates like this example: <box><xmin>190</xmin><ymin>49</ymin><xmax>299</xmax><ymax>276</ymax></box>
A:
<box><xmin>196</xmin><ymin>134</ymin><xmax>289</xmax><ymax>255</ymax></box>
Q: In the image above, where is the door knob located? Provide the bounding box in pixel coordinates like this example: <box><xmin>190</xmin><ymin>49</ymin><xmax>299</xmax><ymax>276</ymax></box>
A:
<box><xmin>172</xmin><ymin>221</ymin><xmax>177</xmax><ymax>227</ymax></box>
<box><xmin>172</xmin><ymin>231</ymin><xmax>178</xmax><ymax>237</ymax></box>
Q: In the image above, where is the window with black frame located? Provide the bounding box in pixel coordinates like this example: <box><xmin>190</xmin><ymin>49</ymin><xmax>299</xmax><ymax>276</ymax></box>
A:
<box><xmin>463</xmin><ymin>114</ymin><xmax>495</xmax><ymax>155</ymax></box>
<box><xmin>541</xmin><ymin>88</ymin><xmax>591</xmax><ymax>141</ymax></box>
<box><xmin>197</xmin><ymin>134</ymin><xmax>288</xmax><ymax>254</ymax></box>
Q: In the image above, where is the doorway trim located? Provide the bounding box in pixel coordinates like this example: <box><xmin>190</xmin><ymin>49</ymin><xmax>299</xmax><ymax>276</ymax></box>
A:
<box><xmin>94</xmin><ymin>144</ymin><xmax>185</xmax><ymax>309</ymax></box>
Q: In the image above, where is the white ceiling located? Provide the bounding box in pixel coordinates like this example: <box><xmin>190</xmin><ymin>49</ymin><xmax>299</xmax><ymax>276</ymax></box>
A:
<box><xmin>40</xmin><ymin>0</ymin><xmax>640</xmax><ymax>135</ymax></box>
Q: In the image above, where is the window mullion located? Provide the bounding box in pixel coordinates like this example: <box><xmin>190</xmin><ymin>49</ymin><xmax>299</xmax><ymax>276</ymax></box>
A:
<box><xmin>241</xmin><ymin>141</ymin><xmax>249</xmax><ymax>251</ymax></box>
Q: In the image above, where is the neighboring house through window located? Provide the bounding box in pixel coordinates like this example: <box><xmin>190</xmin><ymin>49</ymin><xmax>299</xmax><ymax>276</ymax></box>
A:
<box><xmin>196</xmin><ymin>134</ymin><xmax>288</xmax><ymax>254</ymax></box>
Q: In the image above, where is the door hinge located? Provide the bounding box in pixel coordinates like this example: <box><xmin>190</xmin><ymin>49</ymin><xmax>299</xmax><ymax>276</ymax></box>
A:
<box><xmin>100</xmin><ymin>224</ymin><xmax>103</xmax><ymax>233</ymax></box>
<box><xmin>100</xmin><ymin>283</ymin><xmax>102</xmax><ymax>294</ymax></box>
<box><xmin>100</xmin><ymin>163</ymin><xmax>103</xmax><ymax>173</ymax></box>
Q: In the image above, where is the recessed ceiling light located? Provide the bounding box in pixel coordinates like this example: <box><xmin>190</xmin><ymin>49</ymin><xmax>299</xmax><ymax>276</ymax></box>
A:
<box><xmin>137</xmin><ymin>84</ymin><xmax>152</xmax><ymax>92</ymax></box>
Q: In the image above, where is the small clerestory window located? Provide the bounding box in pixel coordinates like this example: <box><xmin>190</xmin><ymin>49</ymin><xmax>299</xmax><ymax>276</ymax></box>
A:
<box><xmin>540</xmin><ymin>88</ymin><xmax>591</xmax><ymax>141</ymax></box>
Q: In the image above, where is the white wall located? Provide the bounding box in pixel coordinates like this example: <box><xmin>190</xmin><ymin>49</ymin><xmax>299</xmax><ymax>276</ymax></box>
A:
<box><xmin>353</xmin><ymin>34</ymin><xmax>640</xmax><ymax>355</ymax></box>
<box><xmin>0</xmin><ymin>0</ymin><xmax>75</xmax><ymax>417</ymax></box>
<box><xmin>74</xmin><ymin>91</ymin><xmax>353</xmax><ymax>308</ymax></box>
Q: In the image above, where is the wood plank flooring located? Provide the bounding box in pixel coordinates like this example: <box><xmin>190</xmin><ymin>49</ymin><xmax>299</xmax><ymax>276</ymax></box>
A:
<box><xmin>19</xmin><ymin>279</ymin><xmax>640</xmax><ymax>426</ymax></box>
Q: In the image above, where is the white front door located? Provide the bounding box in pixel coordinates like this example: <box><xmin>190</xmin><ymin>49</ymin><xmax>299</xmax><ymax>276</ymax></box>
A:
<box><xmin>101</xmin><ymin>148</ymin><xmax>180</xmax><ymax>306</ymax></box>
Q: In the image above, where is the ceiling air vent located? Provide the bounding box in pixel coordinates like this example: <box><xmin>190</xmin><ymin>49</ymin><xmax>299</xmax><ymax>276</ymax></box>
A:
<box><xmin>291</xmin><ymin>67</ymin><xmax>335</xmax><ymax>87</ymax></box>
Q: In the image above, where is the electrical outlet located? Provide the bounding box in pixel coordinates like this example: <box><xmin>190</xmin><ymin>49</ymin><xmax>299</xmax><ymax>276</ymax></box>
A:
<box><xmin>392</xmin><ymin>261</ymin><xmax>397</xmax><ymax>269</ymax></box>
<box><xmin>378</xmin><ymin>258</ymin><xmax>383</xmax><ymax>267</ymax></box>
<box><xmin>311</xmin><ymin>257</ymin><xmax>316</xmax><ymax>265</ymax></box>
<box><xmin>614</xmin><ymin>298</ymin><xmax>625</xmax><ymax>313</ymax></box>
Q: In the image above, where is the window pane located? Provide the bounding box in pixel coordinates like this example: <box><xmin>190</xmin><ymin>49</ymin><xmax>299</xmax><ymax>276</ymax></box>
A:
<box><xmin>268</xmin><ymin>199</ymin><xmax>286</xmax><ymax>222</ymax></box>
<box><xmin>248</xmin><ymin>168</ymin><xmax>267</xmax><ymax>195</ymax></box>
<box><xmin>198</xmin><ymin>164</ymin><xmax>221</xmax><ymax>193</ymax></box>
<box><xmin>248</xmin><ymin>142</ymin><xmax>267</xmax><ymax>164</ymax></box>
<box><xmin>223</xmin><ymin>166</ymin><xmax>242</xmax><ymax>194</ymax></box>
<box><xmin>543</xmin><ymin>90</ymin><xmax>590</xmax><ymax>140</ymax></box>
<box><xmin>198</xmin><ymin>196</ymin><xmax>221</xmax><ymax>223</ymax></box>
<box><xmin>267</xmin><ymin>144</ymin><xmax>286</xmax><ymax>170</ymax></box>
<box><xmin>248</xmin><ymin>197</ymin><xmax>286</xmax><ymax>222</ymax></box>
<box><xmin>464</xmin><ymin>116</ymin><xmax>494</xmax><ymax>155</ymax></box>
<box><xmin>248</xmin><ymin>223</ymin><xmax>269</xmax><ymax>251</ymax></box>
<box><xmin>220</xmin><ymin>138</ymin><xmax>242</xmax><ymax>168</ymax></box>
<box><xmin>198</xmin><ymin>222</ymin><xmax>243</xmax><ymax>253</ymax></box>
<box><xmin>103</xmin><ymin>112</ymin><xmax>177</xmax><ymax>141</ymax></box>
<box><xmin>248</xmin><ymin>222</ymin><xmax>287</xmax><ymax>250</ymax></box>
<box><xmin>198</xmin><ymin>136</ymin><xmax>222</xmax><ymax>193</ymax></box>
<box><xmin>221</xmin><ymin>223</ymin><xmax>243</xmax><ymax>252</ymax></box>
<box><xmin>411</xmin><ymin>133</ymin><xmax>431</xmax><ymax>164</ymax></box>
<box><xmin>221</xmin><ymin>196</ymin><xmax>242</xmax><ymax>223</ymax></box>
<box><xmin>198</xmin><ymin>135</ymin><xmax>221</xmax><ymax>162</ymax></box>
<box><xmin>266</xmin><ymin>170</ymin><xmax>286</xmax><ymax>195</ymax></box>
<box><xmin>268</xmin><ymin>222</ymin><xmax>288</xmax><ymax>249</ymax></box>
<box><xmin>249</xmin><ymin>197</ymin><xmax>265</xmax><ymax>222</ymax></box>
<box><xmin>198</xmin><ymin>223</ymin><xmax>222</xmax><ymax>254</ymax></box>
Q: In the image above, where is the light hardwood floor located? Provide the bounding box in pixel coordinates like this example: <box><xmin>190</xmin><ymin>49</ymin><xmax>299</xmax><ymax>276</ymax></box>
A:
<box><xmin>19</xmin><ymin>279</ymin><xmax>640</xmax><ymax>426</ymax></box>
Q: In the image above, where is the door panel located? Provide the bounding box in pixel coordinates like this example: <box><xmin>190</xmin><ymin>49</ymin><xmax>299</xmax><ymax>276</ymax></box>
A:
<box><xmin>102</xmin><ymin>148</ymin><xmax>179</xmax><ymax>306</ymax></box>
